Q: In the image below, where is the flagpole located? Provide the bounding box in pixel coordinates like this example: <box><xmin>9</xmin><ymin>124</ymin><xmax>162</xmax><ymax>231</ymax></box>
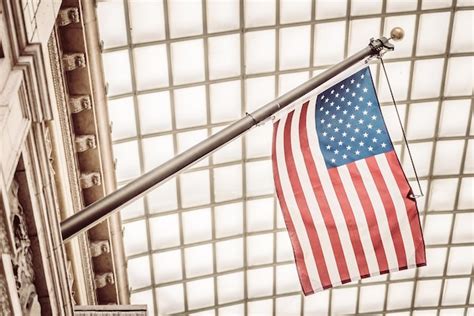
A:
<box><xmin>61</xmin><ymin>33</ymin><xmax>400</xmax><ymax>241</ymax></box>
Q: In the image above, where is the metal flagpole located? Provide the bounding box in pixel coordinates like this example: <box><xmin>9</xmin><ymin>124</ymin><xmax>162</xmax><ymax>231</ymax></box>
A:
<box><xmin>61</xmin><ymin>31</ymin><xmax>403</xmax><ymax>241</ymax></box>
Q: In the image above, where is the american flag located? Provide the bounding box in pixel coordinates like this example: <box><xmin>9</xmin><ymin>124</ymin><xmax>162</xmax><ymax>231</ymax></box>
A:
<box><xmin>272</xmin><ymin>67</ymin><xmax>426</xmax><ymax>295</ymax></box>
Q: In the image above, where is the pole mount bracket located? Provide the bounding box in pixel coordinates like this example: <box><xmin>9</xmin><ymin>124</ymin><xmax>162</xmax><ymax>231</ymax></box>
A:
<box><xmin>369</xmin><ymin>37</ymin><xmax>394</xmax><ymax>58</ymax></box>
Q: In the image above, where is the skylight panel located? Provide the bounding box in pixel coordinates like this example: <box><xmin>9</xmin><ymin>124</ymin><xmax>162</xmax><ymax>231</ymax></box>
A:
<box><xmin>138</xmin><ymin>91</ymin><xmax>172</xmax><ymax>134</ymax></box>
<box><xmin>142</xmin><ymin>135</ymin><xmax>174</xmax><ymax>172</ymax></box>
<box><xmin>407</xmin><ymin>102</ymin><xmax>438</xmax><ymax>140</ymax></box>
<box><xmin>102</xmin><ymin>51</ymin><xmax>132</xmax><ymax>96</ymax></box>
<box><xmin>452</xmin><ymin>213</ymin><xmax>474</xmax><ymax>243</ymax></box>
<box><xmin>206</xmin><ymin>0</ymin><xmax>240</xmax><ymax>33</ymax></box>
<box><xmin>411</xmin><ymin>58</ymin><xmax>444</xmax><ymax>99</ymax></box>
<box><xmin>387</xmin><ymin>281</ymin><xmax>415</xmax><ymax>310</ymax></box>
<box><xmin>150</xmin><ymin>214</ymin><xmax>180</xmax><ymax>249</ymax></box>
<box><xmin>244</xmin><ymin>0</ymin><xmax>276</xmax><ymax>27</ymax></box>
<box><xmin>433</xmin><ymin>140</ymin><xmax>464</xmax><ymax>175</ymax></box>
<box><xmin>247</xmin><ymin>267</ymin><xmax>273</xmax><ymax>298</ymax></box>
<box><xmin>280</xmin><ymin>0</ymin><xmax>311</xmax><ymax>23</ymax></box>
<box><xmin>442</xmin><ymin>278</ymin><xmax>470</xmax><ymax>305</ymax></box>
<box><xmin>416</xmin><ymin>12</ymin><xmax>450</xmax><ymax>56</ymax></box>
<box><xmin>171</xmin><ymin>39</ymin><xmax>205</xmax><ymax>85</ymax></box>
<box><xmin>331</xmin><ymin>287</ymin><xmax>358</xmax><ymax>315</ymax></box>
<box><xmin>279</xmin><ymin>71</ymin><xmax>309</xmax><ymax>95</ymax></box>
<box><xmin>156</xmin><ymin>284</ymin><xmax>185</xmax><ymax>315</ymax></box>
<box><xmin>276</xmin><ymin>295</ymin><xmax>301</xmax><ymax>315</ymax></box>
<box><xmin>129</xmin><ymin>0</ymin><xmax>166</xmax><ymax>43</ymax></box>
<box><xmin>458</xmin><ymin>177</ymin><xmax>473</xmax><ymax>210</ymax></box>
<box><xmin>377</xmin><ymin>61</ymin><xmax>411</xmax><ymax>103</ymax></box>
<box><xmin>127</xmin><ymin>256</ymin><xmax>152</xmax><ymax>289</ymax></box>
<box><xmin>445</xmin><ymin>57</ymin><xmax>474</xmax><ymax>97</ymax></box>
<box><xmin>423</xmin><ymin>214</ymin><xmax>453</xmax><ymax>245</ymax></box>
<box><xmin>217</xmin><ymin>272</ymin><xmax>244</xmax><ymax>304</ymax></box>
<box><xmin>153</xmin><ymin>250</ymin><xmax>182</xmax><ymax>284</ymax></box>
<box><xmin>219</xmin><ymin>304</ymin><xmax>244</xmax><ymax>316</ymax></box>
<box><xmin>386</xmin><ymin>0</ymin><xmax>417</xmax><ymax>12</ymax></box>
<box><xmin>179</xmin><ymin>170</ymin><xmax>210</xmax><ymax>207</ymax></box>
<box><xmin>447</xmin><ymin>246</ymin><xmax>474</xmax><ymax>275</ymax></box>
<box><xmin>182</xmin><ymin>208</ymin><xmax>212</xmax><ymax>244</ymax></box>
<box><xmin>245</xmin><ymin>30</ymin><xmax>276</xmax><ymax>74</ymax></box>
<box><xmin>208</xmin><ymin>34</ymin><xmax>240</xmax><ymax>80</ymax></box>
<box><xmin>245</xmin><ymin>123</ymin><xmax>272</xmax><ymax>159</ymax></box>
<box><xmin>123</xmin><ymin>220</ymin><xmax>148</xmax><ymax>255</ymax></box>
<box><xmin>174</xmin><ymin>85</ymin><xmax>207</xmax><ymax>129</ymax></box>
<box><xmin>211</xmin><ymin>127</ymin><xmax>242</xmax><ymax>164</ymax></box>
<box><xmin>247</xmin><ymin>197</ymin><xmax>274</xmax><ymax>232</ymax></box>
<box><xmin>418</xmin><ymin>247</ymin><xmax>447</xmax><ymax>277</ymax></box>
<box><xmin>147</xmin><ymin>178</ymin><xmax>178</xmax><ymax>213</ymax></box>
<box><xmin>315</xmin><ymin>0</ymin><xmax>347</xmax><ymax>19</ymax></box>
<box><xmin>248</xmin><ymin>299</ymin><xmax>273</xmax><ymax>314</ymax></box>
<box><xmin>131</xmin><ymin>290</ymin><xmax>154</xmax><ymax>315</ymax></box>
<box><xmin>134</xmin><ymin>45</ymin><xmax>169</xmax><ymax>90</ymax></box>
<box><xmin>210</xmin><ymin>80</ymin><xmax>242</xmax><ymax>124</ymax></box>
<box><xmin>120</xmin><ymin>197</ymin><xmax>145</xmax><ymax>221</ymax></box>
<box><xmin>381</xmin><ymin>104</ymin><xmax>407</xmax><ymax>142</ymax></box>
<box><xmin>245</xmin><ymin>76</ymin><xmax>275</xmax><ymax>112</ymax></box>
<box><xmin>465</xmin><ymin>140</ymin><xmax>474</xmax><ymax>174</ymax></box>
<box><xmin>402</xmin><ymin>141</ymin><xmax>433</xmax><ymax>178</ymax></box>
<box><xmin>451</xmin><ymin>11</ymin><xmax>474</xmax><ymax>53</ymax></box>
<box><xmin>422</xmin><ymin>0</ymin><xmax>452</xmax><ymax>9</ymax></box>
<box><xmin>277</xmin><ymin>231</ymin><xmax>293</xmax><ymax>262</ymax></box>
<box><xmin>351</xmin><ymin>0</ymin><xmax>383</xmax><ymax>15</ymax></box>
<box><xmin>439</xmin><ymin>100</ymin><xmax>471</xmax><ymax>137</ymax></box>
<box><xmin>414</xmin><ymin>279</ymin><xmax>442</xmax><ymax>307</ymax></box>
<box><xmin>247</xmin><ymin>233</ymin><xmax>274</xmax><ymax>265</ymax></box>
<box><xmin>348</xmin><ymin>18</ymin><xmax>381</xmax><ymax>55</ymax></box>
<box><xmin>177</xmin><ymin>129</ymin><xmax>208</xmax><ymax>153</ymax></box>
<box><xmin>96</xmin><ymin>1</ymin><xmax>127</xmax><ymax>48</ymax></box>
<box><xmin>108</xmin><ymin>97</ymin><xmax>136</xmax><ymax>141</ymax></box>
<box><xmin>168</xmin><ymin>0</ymin><xmax>203</xmax><ymax>38</ymax></box>
<box><xmin>314</xmin><ymin>21</ymin><xmax>345</xmax><ymax>66</ymax></box>
<box><xmin>383</xmin><ymin>15</ymin><xmax>416</xmax><ymax>59</ymax></box>
<box><xmin>216</xmin><ymin>238</ymin><xmax>244</xmax><ymax>272</ymax></box>
<box><xmin>215</xmin><ymin>203</ymin><xmax>243</xmax><ymax>238</ymax></box>
<box><xmin>113</xmin><ymin>141</ymin><xmax>140</xmax><ymax>182</ymax></box>
<box><xmin>304</xmin><ymin>290</ymin><xmax>329</xmax><ymax>315</ymax></box>
<box><xmin>246</xmin><ymin>160</ymin><xmax>274</xmax><ymax>197</ymax></box>
<box><xmin>184</xmin><ymin>244</ymin><xmax>213</xmax><ymax>278</ymax></box>
<box><xmin>390</xmin><ymin>266</ymin><xmax>416</xmax><ymax>280</ymax></box>
<box><xmin>359</xmin><ymin>284</ymin><xmax>386</xmax><ymax>313</ymax></box>
<box><xmin>213</xmin><ymin>164</ymin><xmax>242</xmax><ymax>202</ymax></box>
<box><xmin>276</xmin><ymin>264</ymin><xmax>300</xmax><ymax>294</ymax></box>
<box><xmin>428</xmin><ymin>178</ymin><xmax>458</xmax><ymax>211</ymax></box>
<box><xmin>279</xmin><ymin>25</ymin><xmax>311</xmax><ymax>70</ymax></box>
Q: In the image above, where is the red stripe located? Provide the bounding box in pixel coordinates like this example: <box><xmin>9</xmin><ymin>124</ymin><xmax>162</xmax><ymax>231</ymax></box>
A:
<box><xmin>283</xmin><ymin>110</ymin><xmax>332</xmax><ymax>288</ymax></box>
<box><xmin>328</xmin><ymin>167</ymin><xmax>370</xmax><ymax>278</ymax></box>
<box><xmin>385</xmin><ymin>151</ymin><xmax>426</xmax><ymax>265</ymax></box>
<box><xmin>366</xmin><ymin>156</ymin><xmax>408</xmax><ymax>268</ymax></box>
<box><xmin>298</xmin><ymin>102</ymin><xmax>351</xmax><ymax>283</ymax></box>
<box><xmin>272</xmin><ymin>120</ymin><xmax>314</xmax><ymax>295</ymax></box>
<box><xmin>347</xmin><ymin>163</ymin><xmax>389</xmax><ymax>273</ymax></box>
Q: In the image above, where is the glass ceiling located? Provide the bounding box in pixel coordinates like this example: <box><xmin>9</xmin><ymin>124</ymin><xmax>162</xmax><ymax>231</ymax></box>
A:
<box><xmin>96</xmin><ymin>0</ymin><xmax>473</xmax><ymax>315</ymax></box>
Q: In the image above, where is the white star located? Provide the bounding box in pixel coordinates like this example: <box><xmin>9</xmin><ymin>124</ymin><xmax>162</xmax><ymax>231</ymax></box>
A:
<box><xmin>356</xmin><ymin>83</ymin><xmax>361</xmax><ymax>88</ymax></box>
<box><xmin>355</xmin><ymin>106</ymin><xmax>360</xmax><ymax>110</ymax></box>
<box><xmin>372</xmin><ymin>138</ymin><xmax>377</xmax><ymax>143</ymax></box>
<box><xmin>343</xmin><ymin>154</ymin><xmax>347</xmax><ymax>159</ymax></box>
<box><xmin>346</xmin><ymin>88</ymin><xmax>350</xmax><ymax>93</ymax></box>
<box><xmin>331</xmin><ymin>89</ymin><xmax>335</xmax><ymax>94</ymax></box>
<box><xmin>343</xmin><ymin>110</ymin><xmax>348</xmax><ymax>115</ymax></box>
<box><xmin>350</xmin><ymin>114</ymin><xmax>355</xmax><ymax>119</ymax></box>
<box><xmin>363</xmin><ymin>110</ymin><xmax>368</xmax><ymax>115</ymax></box>
<box><xmin>359</xmin><ymin>141</ymin><xmax>364</xmax><ymax>146</ymax></box>
<box><xmin>338</xmin><ymin>119</ymin><xmax>343</xmax><ymax>124</ymax></box>
<box><xmin>367</xmin><ymin>101</ymin><xmax>372</xmax><ymax>107</ymax></box>
<box><xmin>367</xmin><ymin>124</ymin><xmax>373</xmax><ymax>129</ymax></box>
<box><xmin>325</xmin><ymin>110</ymin><xmax>330</xmax><ymax>115</ymax></box>
<box><xmin>325</xmin><ymin>98</ymin><xmax>329</xmax><ymax>103</ymax></box>
<box><xmin>350</xmin><ymin>137</ymin><xmax>355</xmax><ymax>142</ymax></box>
<box><xmin>368</xmin><ymin>146</ymin><xmax>373</xmax><ymax>151</ymax></box>
<box><xmin>326</xmin><ymin>145</ymin><xmax>331</xmax><ymax>150</ymax></box>
<box><xmin>331</xmin><ymin>114</ymin><xmax>336</xmax><ymax>119</ymax></box>
<box><xmin>338</xmin><ymin>141</ymin><xmax>343</xmax><ymax>146</ymax></box>
<box><xmin>334</xmin><ymin>149</ymin><xmax>339</xmax><ymax>155</ymax></box>
<box><xmin>347</xmin><ymin>101</ymin><xmax>352</xmax><ymax>106</ymax></box>
<box><xmin>334</xmin><ymin>127</ymin><xmax>339</xmax><ymax>132</ymax></box>
<box><xmin>320</xmin><ymin>119</ymin><xmax>325</xmax><ymax>123</ymax></box>
<box><xmin>331</xmin><ymin>158</ymin><xmax>336</xmax><ymax>163</ymax></box>
<box><xmin>346</xmin><ymin>145</ymin><xmax>352</xmax><ymax>150</ymax></box>
<box><xmin>336</xmin><ymin>106</ymin><xmax>340</xmax><ymax>110</ymax></box>
<box><xmin>359</xmin><ymin>96</ymin><xmax>364</xmax><ymax>102</ymax></box>
<box><xmin>330</xmin><ymin>102</ymin><xmax>334</xmax><ymax>106</ymax></box>
<box><xmin>341</xmin><ymin>97</ymin><xmax>345</xmax><ymax>101</ymax></box>
<box><xmin>330</xmin><ymin>136</ymin><xmax>335</xmax><ymax>141</ymax></box>
<box><xmin>321</xmin><ymin>95</ymin><xmax>325</xmax><ymax>100</ymax></box>
<box><xmin>376</xmin><ymin>129</ymin><xmax>382</xmax><ymax>134</ymax></box>
<box><xmin>320</xmin><ymin>107</ymin><xmax>324</xmax><ymax>111</ymax></box>
<box><xmin>335</xmin><ymin>93</ymin><xmax>339</xmax><ymax>98</ymax></box>
<box><xmin>363</xmin><ymin>132</ymin><xmax>368</xmax><ymax>138</ymax></box>
<box><xmin>351</xmin><ymin>79</ymin><xmax>355</xmax><ymax>84</ymax></box>
<box><xmin>372</xmin><ymin>115</ymin><xmax>377</xmax><ymax>120</ymax></box>
<box><xmin>363</xmin><ymin>88</ymin><xmax>368</xmax><ymax>93</ymax></box>
<box><xmin>346</xmin><ymin>123</ymin><xmax>351</xmax><ymax>128</ymax></box>
<box><xmin>359</xmin><ymin>119</ymin><xmax>364</xmax><ymax>124</ymax></box>
<box><xmin>342</xmin><ymin>132</ymin><xmax>347</xmax><ymax>137</ymax></box>
<box><xmin>340</xmin><ymin>84</ymin><xmax>345</xmax><ymax>89</ymax></box>
<box><xmin>355</xmin><ymin>128</ymin><xmax>360</xmax><ymax>133</ymax></box>
<box><xmin>322</xmin><ymin>132</ymin><xmax>327</xmax><ymax>136</ymax></box>
<box><xmin>381</xmin><ymin>143</ymin><xmax>387</xmax><ymax>148</ymax></box>
<box><xmin>355</xmin><ymin>150</ymin><xmax>360</xmax><ymax>155</ymax></box>
<box><xmin>352</xmin><ymin>92</ymin><xmax>356</xmax><ymax>97</ymax></box>
<box><xmin>327</xmin><ymin>123</ymin><xmax>332</xmax><ymax>128</ymax></box>
<box><xmin>360</xmin><ymin>74</ymin><xmax>364</xmax><ymax>79</ymax></box>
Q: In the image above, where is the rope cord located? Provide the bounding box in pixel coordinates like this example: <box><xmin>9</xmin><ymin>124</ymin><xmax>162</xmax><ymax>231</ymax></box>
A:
<box><xmin>380</xmin><ymin>58</ymin><xmax>424</xmax><ymax>198</ymax></box>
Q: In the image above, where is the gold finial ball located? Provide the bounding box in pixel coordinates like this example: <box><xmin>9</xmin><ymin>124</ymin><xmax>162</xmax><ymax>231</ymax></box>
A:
<box><xmin>390</xmin><ymin>27</ymin><xmax>405</xmax><ymax>41</ymax></box>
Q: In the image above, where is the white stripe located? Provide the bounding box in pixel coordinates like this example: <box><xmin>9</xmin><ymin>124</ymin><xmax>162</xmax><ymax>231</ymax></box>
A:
<box><xmin>337</xmin><ymin>165</ymin><xmax>380</xmax><ymax>275</ymax></box>
<box><xmin>275</xmin><ymin>114</ymin><xmax>322</xmax><ymax>291</ymax></box>
<box><xmin>355</xmin><ymin>159</ymin><xmax>399</xmax><ymax>270</ymax></box>
<box><xmin>305</xmin><ymin>97</ymin><xmax>361</xmax><ymax>279</ymax></box>
<box><xmin>376</xmin><ymin>154</ymin><xmax>417</xmax><ymax>267</ymax></box>
<box><xmin>290</xmin><ymin>103</ymin><xmax>341</xmax><ymax>285</ymax></box>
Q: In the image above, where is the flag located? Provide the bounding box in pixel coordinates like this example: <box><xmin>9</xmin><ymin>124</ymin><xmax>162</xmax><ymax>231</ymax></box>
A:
<box><xmin>272</xmin><ymin>66</ymin><xmax>426</xmax><ymax>295</ymax></box>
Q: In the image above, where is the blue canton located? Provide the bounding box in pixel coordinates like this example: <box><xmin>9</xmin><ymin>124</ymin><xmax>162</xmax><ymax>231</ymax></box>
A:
<box><xmin>315</xmin><ymin>67</ymin><xmax>393</xmax><ymax>169</ymax></box>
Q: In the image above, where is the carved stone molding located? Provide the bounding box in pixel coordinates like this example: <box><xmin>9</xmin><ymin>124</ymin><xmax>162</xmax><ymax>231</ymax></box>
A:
<box><xmin>94</xmin><ymin>273</ymin><xmax>114</xmax><ymax>289</ymax></box>
<box><xmin>62</xmin><ymin>53</ymin><xmax>86</xmax><ymax>71</ymax></box>
<box><xmin>75</xmin><ymin>135</ymin><xmax>97</xmax><ymax>153</ymax></box>
<box><xmin>69</xmin><ymin>95</ymin><xmax>92</xmax><ymax>114</ymax></box>
<box><xmin>58</xmin><ymin>8</ymin><xmax>80</xmax><ymax>27</ymax></box>
<box><xmin>89</xmin><ymin>240</ymin><xmax>110</xmax><ymax>258</ymax></box>
<box><xmin>79</xmin><ymin>172</ymin><xmax>101</xmax><ymax>189</ymax></box>
<box><xmin>0</xmin><ymin>277</ymin><xmax>12</xmax><ymax>315</ymax></box>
